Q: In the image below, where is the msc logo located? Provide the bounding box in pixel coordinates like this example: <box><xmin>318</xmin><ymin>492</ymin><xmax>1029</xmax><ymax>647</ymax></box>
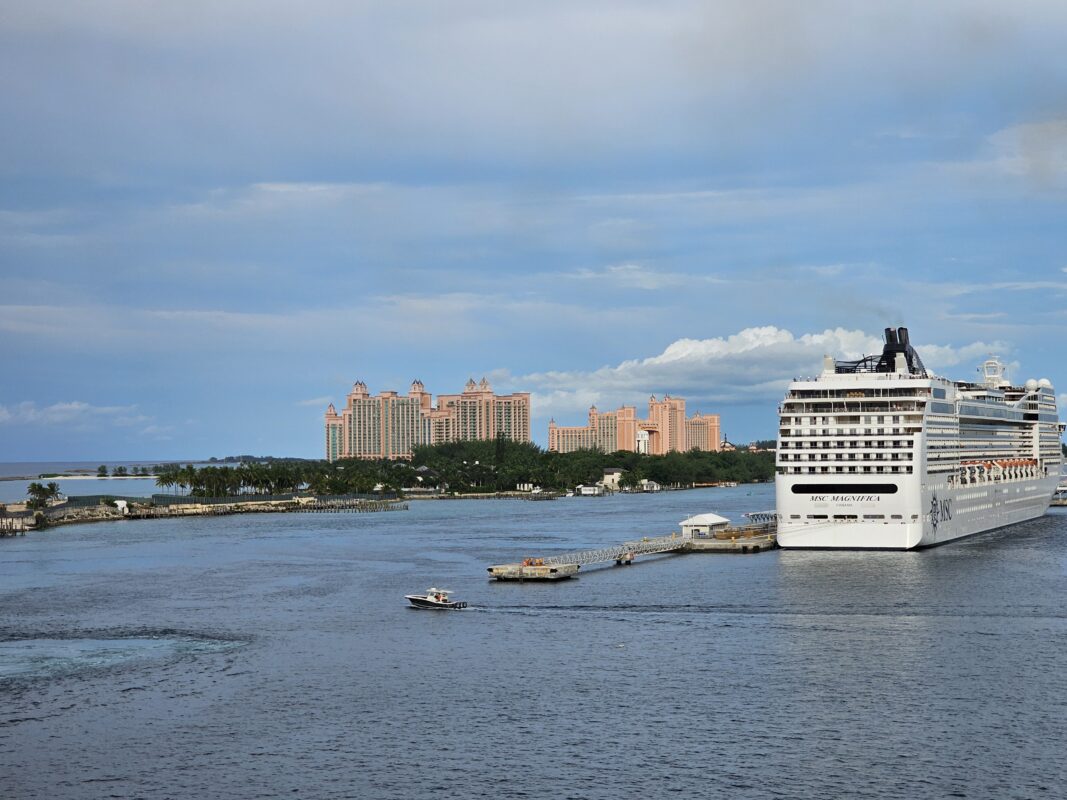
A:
<box><xmin>930</xmin><ymin>495</ymin><xmax>952</xmax><ymax>532</ymax></box>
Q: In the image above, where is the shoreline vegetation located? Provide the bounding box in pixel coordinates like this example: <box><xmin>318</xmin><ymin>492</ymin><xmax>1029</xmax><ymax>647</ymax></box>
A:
<box><xmin>2</xmin><ymin>441</ymin><xmax>774</xmax><ymax>536</ymax></box>
<box><xmin>6</xmin><ymin>441</ymin><xmax>774</xmax><ymax>495</ymax></box>
<box><xmin>146</xmin><ymin>440</ymin><xmax>775</xmax><ymax>496</ymax></box>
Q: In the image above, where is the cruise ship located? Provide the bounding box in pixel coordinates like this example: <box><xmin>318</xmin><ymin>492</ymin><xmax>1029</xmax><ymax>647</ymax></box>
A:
<box><xmin>775</xmin><ymin>327</ymin><xmax>1063</xmax><ymax>549</ymax></box>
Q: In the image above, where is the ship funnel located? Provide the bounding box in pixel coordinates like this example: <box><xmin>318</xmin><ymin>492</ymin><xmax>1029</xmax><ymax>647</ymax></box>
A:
<box><xmin>884</xmin><ymin>327</ymin><xmax>898</xmax><ymax>345</ymax></box>
<box><xmin>898</xmin><ymin>327</ymin><xmax>910</xmax><ymax>346</ymax></box>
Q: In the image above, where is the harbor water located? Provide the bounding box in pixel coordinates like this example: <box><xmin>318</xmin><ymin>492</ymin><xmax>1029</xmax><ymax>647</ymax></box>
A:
<box><xmin>2</xmin><ymin>485</ymin><xmax>1065</xmax><ymax>799</ymax></box>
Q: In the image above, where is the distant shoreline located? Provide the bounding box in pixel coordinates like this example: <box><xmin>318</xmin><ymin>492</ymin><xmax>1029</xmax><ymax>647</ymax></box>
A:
<box><xmin>0</xmin><ymin>474</ymin><xmax>157</xmax><ymax>483</ymax></box>
<box><xmin>0</xmin><ymin>494</ymin><xmax>407</xmax><ymax>536</ymax></box>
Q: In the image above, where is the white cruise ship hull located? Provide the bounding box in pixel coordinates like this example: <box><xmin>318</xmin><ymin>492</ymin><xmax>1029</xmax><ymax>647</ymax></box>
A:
<box><xmin>774</xmin><ymin>327</ymin><xmax>1063</xmax><ymax>551</ymax></box>
<box><xmin>777</xmin><ymin>474</ymin><xmax>1059</xmax><ymax>550</ymax></box>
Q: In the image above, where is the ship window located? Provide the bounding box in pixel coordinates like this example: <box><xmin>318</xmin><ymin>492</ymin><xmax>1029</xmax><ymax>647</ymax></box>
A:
<box><xmin>833</xmin><ymin>514</ymin><xmax>858</xmax><ymax>520</ymax></box>
<box><xmin>808</xmin><ymin>514</ymin><xmax>828</xmax><ymax>519</ymax></box>
<box><xmin>790</xmin><ymin>483</ymin><xmax>898</xmax><ymax>494</ymax></box>
<box><xmin>863</xmin><ymin>514</ymin><xmax>885</xmax><ymax>519</ymax></box>
<box><xmin>891</xmin><ymin>514</ymin><xmax>903</xmax><ymax>519</ymax></box>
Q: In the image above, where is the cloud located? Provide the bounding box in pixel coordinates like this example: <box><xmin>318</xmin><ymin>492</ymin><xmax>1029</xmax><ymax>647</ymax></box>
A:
<box><xmin>915</xmin><ymin>341</ymin><xmax>1008</xmax><ymax>369</ymax></box>
<box><xmin>297</xmin><ymin>396</ymin><xmax>333</xmax><ymax>407</ymax></box>
<box><xmin>510</xmin><ymin>326</ymin><xmax>1002</xmax><ymax>422</ymax></box>
<box><xmin>0</xmin><ymin>293</ymin><xmax>653</xmax><ymax>354</ymax></box>
<box><xmin>8</xmin><ymin>0</ymin><xmax>1067</xmax><ymax>187</ymax></box>
<box><xmin>564</xmin><ymin>263</ymin><xmax>728</xmax><ymax>290</ymax></box>
<box><xmin>940</xmin><ymin>119</ymin><xmax>1067</xmax><ymax>190</ymax></box>
<box><xmin>934</xmin><ymin>280</ymin><xmax>1067</xmax><ymax>297</ymax></box>
<box><xmin>988</xmin><ymin>120</ymin><xmax>1067</xmax><ymax>186</ymax></box>
<box><xmin>137</xmin><ymin>424</ymin><xmax>174</xmax><ymax>439</ymax></box>
<box><xmin>0</xmin><ymin>400</ymin><xmax>144</xmax><ymax>427</ymax></box>
<box><xmin>171</xmin><ymin>181</ymin><xmax>389</xmax><ymax>220</ymax></box>
<box><xmin>514</xmin><ymin>326</ymin><xmax>878</xmax><ymax>418</ymax></box>
<box><xmin>940</xmin><ymin>311</ymin><xmax>1007</xmax><ymax>322</ymax></box>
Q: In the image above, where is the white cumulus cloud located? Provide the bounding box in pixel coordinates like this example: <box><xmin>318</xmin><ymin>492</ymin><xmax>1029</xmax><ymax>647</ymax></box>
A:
<box><xmin>511</xmin><ymin>326</ymin><xmax>1002</xmax><ymax>422</ymax></box>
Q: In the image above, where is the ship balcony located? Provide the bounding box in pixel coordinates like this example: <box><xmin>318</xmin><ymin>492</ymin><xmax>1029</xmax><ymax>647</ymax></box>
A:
<box><xmin>778</xmin><ymin>465</ymin><xmax>915</xmax><ymax>475</ymax></box>
<box><xmin>778</xmin><ymin>455</ymin><xmax>914</xmax><ymax>464</ymax></box>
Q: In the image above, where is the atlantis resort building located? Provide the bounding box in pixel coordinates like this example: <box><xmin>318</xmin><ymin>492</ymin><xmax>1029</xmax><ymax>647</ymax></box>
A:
<box><xmin>548</xmin><ymin>395</ymin><xmax>721</xmax><ymax>455</ymax></box>
<box><xmin>324</xmin><ymin>378</ymin><xmax>531</xmax><ymax>461</ymax></box>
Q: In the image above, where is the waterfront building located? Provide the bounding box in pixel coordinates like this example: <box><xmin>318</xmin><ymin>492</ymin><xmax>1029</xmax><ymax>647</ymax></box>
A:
<box><xmin>646</xmin><ymin>394</ymin><xmax>687</xmax><ymax>455</ymax></box>
<box><xmin>325</xmin><ymin>404</ymin><xmax>343</xmax><ymax>462</ymax></box>
<box><xmin>548</xmin><ymin>395</ymin><xmax>722</xmax><ymax>455</ymax></box>
<box><xmin>686</xmin><ymin>413</ymin><xmax>722</xmax><ymax>454</ymax></box>
<box><xmin>601</xmin><ymin>467</ymin><xmax>625</xmax><ymax>490</ymax></box>
<box><xmin>547</xmin><ymin>405</ymin><xmax>637</xmax><ymax>453</ymax></box>
<box><xmin>679</xmin><ymin>513</ymin><xmax>730</xmax><ymax>538</ymax></box>
<box><xmin>325</xmin><ymin>378</ymin><xmax>531</xmax><ymax>461</ymax></box>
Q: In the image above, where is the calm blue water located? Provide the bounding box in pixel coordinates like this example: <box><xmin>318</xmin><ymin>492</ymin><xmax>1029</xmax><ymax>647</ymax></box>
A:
<box><xmin>0</xmin><ymin>461</ymin><xmax>172</xmax><ymax>479</ymax></box>
<box><xmin>2</xmin><ymin>486</ymin><xmax>1065</xmax><ymax>799</ymax></box>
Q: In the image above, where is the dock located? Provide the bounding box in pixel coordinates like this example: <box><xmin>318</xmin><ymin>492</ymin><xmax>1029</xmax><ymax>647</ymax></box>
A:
<box><xmin>685</xmin><ymin>530</ymin><xmax>776</xmax><ymax>552</ymax></box>
<box><xmin>487</xmin><ymin>522</ymin><xmax>777</xmax><ymax>580</ymax></box>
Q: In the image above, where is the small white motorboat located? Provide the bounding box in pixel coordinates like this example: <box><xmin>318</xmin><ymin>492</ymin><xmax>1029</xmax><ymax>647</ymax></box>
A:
<box><xmin>405</xmin><ymin>588</ymin><xmax>467</xmax><ymax>610</ymax></box>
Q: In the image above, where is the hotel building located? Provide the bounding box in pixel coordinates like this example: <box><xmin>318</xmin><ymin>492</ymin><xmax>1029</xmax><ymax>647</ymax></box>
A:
<box><xmin>324</xmin><ymin>378</ymin><xmax>531</xmax><ymax>461</ymax></box>
<box><xmin>685</xmin><ymin>413</ymin><xmax>722</xmax><ymax>453</ymax></box>
<box><xmin>548</xmin><ymin>395</ymin><xmax>721</xmax><ymax>455</ymax></box>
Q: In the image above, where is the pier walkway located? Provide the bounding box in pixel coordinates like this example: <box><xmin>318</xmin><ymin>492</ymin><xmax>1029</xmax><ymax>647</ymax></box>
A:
<box><xmin>488</xmin><ymin>522</ymin><xmax>777</xmax><ymax>580</ymax></box>
<box><xmin>540</xmin><ymin>534</ymin><xmax>686</xmax><ymax>567</ymax></box>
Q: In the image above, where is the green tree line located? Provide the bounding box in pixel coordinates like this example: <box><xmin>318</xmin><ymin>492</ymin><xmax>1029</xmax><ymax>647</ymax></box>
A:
<box><xmin>144</xmin><ymin>440</ymin><xmax>773</xmax><ymax>497</ymax></box>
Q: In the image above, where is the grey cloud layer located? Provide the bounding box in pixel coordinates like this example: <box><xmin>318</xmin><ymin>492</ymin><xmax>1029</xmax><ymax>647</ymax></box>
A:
<box><xmin>5</xmin><ymin>2</ymin><xmax>1067</xmax><ymax>180</ymax></box>
<box><xmin>1</xmin><ymin>2</ymin><xmax>1066</xmax><ymax>458</ymax></box>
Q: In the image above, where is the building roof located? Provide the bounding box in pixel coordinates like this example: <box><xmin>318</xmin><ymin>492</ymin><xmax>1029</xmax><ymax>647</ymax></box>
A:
<box><xmin>679</xmin><ymin>513</ymin><xmax>730</xmax><ymax>527</ymax></box>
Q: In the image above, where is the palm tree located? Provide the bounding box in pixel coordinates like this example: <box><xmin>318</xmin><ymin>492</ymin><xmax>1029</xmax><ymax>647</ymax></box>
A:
<box><xmin>176</xmin><ymin>465</ymin><xmax>195</xmax><ymax>496</ymax></box>
<box><xmin>155</xmin><ymin>470</ymin><xmax>173</xmax><ymax>494</ymax></box>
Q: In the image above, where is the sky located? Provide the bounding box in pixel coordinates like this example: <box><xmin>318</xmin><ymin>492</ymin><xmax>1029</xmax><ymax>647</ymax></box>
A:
<box><xmin>2</xmin><ymin>0</ymin><xmax>1067</xmax><ymax>460</ymax></box>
